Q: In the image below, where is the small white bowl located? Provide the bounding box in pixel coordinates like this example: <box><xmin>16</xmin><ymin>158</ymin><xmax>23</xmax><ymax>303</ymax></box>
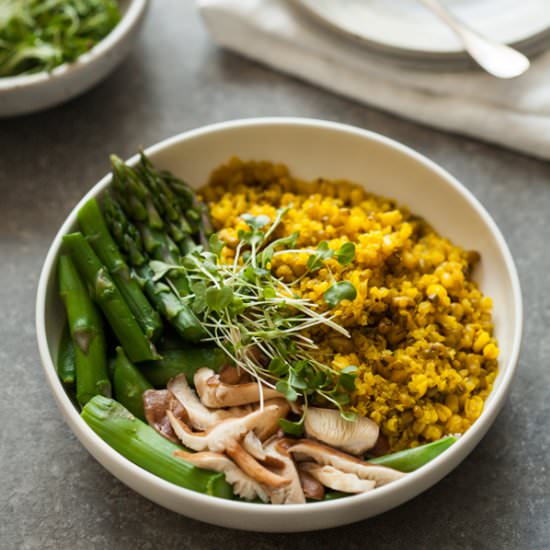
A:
<box><xmin>0</xmin><ymin>0</ymin><xmax>148</xmax><ymax>117</ymax></box>
<box><xmin>36</xmin><ymin>118</ymin><xmax>522</xmax><ymax>532</ymax></box>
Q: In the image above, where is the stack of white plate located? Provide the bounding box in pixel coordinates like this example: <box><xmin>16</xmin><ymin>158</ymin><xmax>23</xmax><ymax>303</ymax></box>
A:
<box><xmin>294</xmin><ymin>0</ymin><xmax>550</xmax><ymax>70</ymax></box>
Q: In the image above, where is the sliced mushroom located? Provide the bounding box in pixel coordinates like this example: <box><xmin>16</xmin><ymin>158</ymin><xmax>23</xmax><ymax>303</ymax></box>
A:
<box><xmin>167</xmin><ymin>374</ymin><xmax>254</xmax><ymax>431</ymax></box>
<box><xmin>299</xmin><ymin>462</ymin><xmax>376</xmax><ymax>494</ymax></box>
<box><xmin>194</xmin><ymin>367</ymin><xmax>283</xmax><ymax>408</ymax></box>
<box><xmin>262</xmin><ymin>437</ymin><xmax>306</xmax><ymax>504</ymax></box>
<box><xmin>288</xmin><ymin>399</ymin><xmax>304</xmax><ymax>416</ymax></box>
<box><xmin>368</xmin><ymin>433</ymin><xmax>390</xmax><ymax>458</ymax></box>
<box><xmin>225</xmin><ymin>441</ymin><xmax>290</xmax><ymax>489</ymax></box>
<box><xmin>218</xmin><ymin>364</ymin><xmax>251</xmax><ymax>385</ymax></box>
<box><xmin>288</xmin><ymin>440</ymin><xmax>406</xmax><ymax>486</ymax></box>
<box><xmin>242</xmin><ymin>431</ymin><xmax>285</xmax><ymax>469</ymax></box>
<box><xmin>143</xmin><ymin>389</ymin><xmax>187</xmax><ymax>444</ymax></box>
<box><xmin>242</xmin><ymin>430</ymin><xmax>266</xmax><ymax>461</ymax></box>
<box><xmin>166</xmin><ymin>402</ymin><xmax>286</xmax><ymax>452</ymax></box>
<box><xmin>297</xmin><ymin>466</ymin><xmax>325</xmax><ymax>500</ymax></box>
<box><xmin>173</xmin><ymin>449</ymin><xmax>268</xmax><ymax>502</ymax></box>
<box><xmin>304</xmin><ymin>407</ymin><xmax>379</xmax><ymax>455</ymax></box>
<box><xmin>167</xmin><ymin>374</ymin><xmax>218</xmax><ymax>431</ymax></box>
<box><xmin>254</xmin><ymin>398</ymin><xmax>290</xmax><ymax>441</ymax></box>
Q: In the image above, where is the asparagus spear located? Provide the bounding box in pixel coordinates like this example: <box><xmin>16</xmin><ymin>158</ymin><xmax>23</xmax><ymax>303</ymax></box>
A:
<box><xmin>139</xmin><ymin>347</ymin><xmax>227</xmax><ymax>387</ymax></box>
<box><xmin>135</xmin><ymin>152</ymin><xmax>197</xmax><ymax>254</ymax></box>
<box><xmin>369</xmin><ymin>436</ymin><xmax>458</xmax><ymax>472</ymax></box>
<box><xmin>63</xmin><ymin>232</ymin><xmax>158</xmax><ymax>362</ymax></box>
<box><xmin>102</xmin><ymin>194</ymin><xmax>205</xmax><ymax>342</ymax></box>
<box><xmin>78</xmin><ymin>197</ymin><xmax>162</xmax><ymax>342</ymax></box>
<box><xmin>141</xmin><ymin>154</ymin><xmax>213</xmax><ymax>247</ymax></box>
<box><xmin>58</xmin><ymin>255</ymin><xmax>110</xmax><ymax>406</ymax></box>
<box><xmin>81</xmin><ymin>396</ymin><xmax>233</xmax><ymax>498</ymax></box>
<box><xmin>112</xmin><ymin>346</ymin><xmax>152</xmax><ymax>421</ymax></box>
<box><xmin>110</xmin><ymin>155</ymin><xmax>191</xmax><ymax>279</ymax></box>
<box><xmin>57</xmin><ymin>324</ymin><xmax>76</xmax><ymax>386</ymax></box>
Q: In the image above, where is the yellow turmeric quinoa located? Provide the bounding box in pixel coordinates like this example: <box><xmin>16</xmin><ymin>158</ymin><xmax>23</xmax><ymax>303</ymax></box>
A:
<box><xmin>201</xmin><ymin>158</ymin><xmax>499</xmax><ymax>451</ymax></box>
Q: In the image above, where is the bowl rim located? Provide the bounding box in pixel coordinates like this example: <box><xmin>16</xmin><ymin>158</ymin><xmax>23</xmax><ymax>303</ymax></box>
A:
<box><xmin>0</xmin><ymin>0</ymin><xmax>148</xmax><ymax>90</ymax></box>
<box><xmin>35</xmin><ymin>117</ymin><xmax>523</xmax><ymax>517</ymax></box>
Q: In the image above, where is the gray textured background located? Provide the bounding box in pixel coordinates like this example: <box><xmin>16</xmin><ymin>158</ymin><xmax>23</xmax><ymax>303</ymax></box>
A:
<box><xmin>1</xmin><ymin>1</ymin><xmax>548</xmax><ymax>549</ymax></box>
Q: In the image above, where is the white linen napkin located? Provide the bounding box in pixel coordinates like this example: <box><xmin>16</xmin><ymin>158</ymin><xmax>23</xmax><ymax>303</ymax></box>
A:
<box><xmin>197</xmin><ymin>0</ymin><xmax>550</xmax><ymax>160</ymax></box>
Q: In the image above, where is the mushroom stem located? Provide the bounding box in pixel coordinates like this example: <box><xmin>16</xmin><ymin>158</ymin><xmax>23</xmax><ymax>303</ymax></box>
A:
<box><xmin>226</xmin><ymin>442</ymin><xmax>291</xmax><ymax>489</ymax></box>
<box><xmin>262</xmin><ymin>437</ymin><xmax>306</xmax><ymax>504</ymax></box>
<box><xmin>166</xmin><ymin>403</ymin><xmax>285</xmax><ymax>452</ymax></box>
<box><xmin>173</xmin><ymin>449</ymin><xmax>268</xmax><ymax>502</ymax></box>
<box><xmin>218</xmin><ymin>365</ymin><xmax>251</xmax><ymax>385</ymax></box>
<box><xmin>254</xmin><ymin>398</ymin><xmax>290</xmax><ymax>441</ymax></box>
<box><xmin>242</xmin><ymin>431</ymin><xmax>286</xmax><ymax>469</ymax></box>
<box><xmin>297</xmin><ymin>466</ymin><xmax>325</xmax><ymax>500</ymax></box>
<box><xmin>194</xmin><ymin>368</ymin><xmax>283</xmax><ymax>408</ymax></box>
<box><xmin>168</xmin><ymin>373</ymin><xmax>253</xmax><ymax>431</ymax></box>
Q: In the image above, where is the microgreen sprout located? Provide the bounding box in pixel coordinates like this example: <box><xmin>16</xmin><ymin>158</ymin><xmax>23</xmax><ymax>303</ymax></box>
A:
<box><xmin>149</xmin><ymin>207</ymin><xmax>360</xmax><ymax>422</ymax></box>
<box><xmin>324</xmin><ymin>281</ymin><xmax>357</xmax><ymax>308</ymax></box>
<box><xmin>335</xmin><ymin>242</ymin><xmax>356</xmax><ymax>265</ymax></box>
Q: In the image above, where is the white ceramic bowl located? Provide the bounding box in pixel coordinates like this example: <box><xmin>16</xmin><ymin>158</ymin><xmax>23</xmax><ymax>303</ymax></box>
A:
<box><xmin>0</xmin><ymin>0</ymin><xmax>148</xmax><ymax>117</ymax></box>
<box><xmin>36</xmin><ymin>118</ymin><xmax>522</xmax><ymax>532</ymax></box>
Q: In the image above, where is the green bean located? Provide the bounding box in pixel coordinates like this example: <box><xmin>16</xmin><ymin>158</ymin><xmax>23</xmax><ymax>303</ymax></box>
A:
<box><xmin>81</xmin><ymin>396</ymin><xmax>233</xmax><ymax>498</ymax></box>
<box><xmin>139</xmin><ymin>347</ymin><xmax>227</xmax><ymax>387</ymax></box>
<box><xmin>112</xmin><ymin>347</ymin><xmax>152</xmax><ymax>421</ymax></box>
<box><xmin>369</xmin><ymin>436</ymin><xmax>458</xmax><ymax>472</ymax></box>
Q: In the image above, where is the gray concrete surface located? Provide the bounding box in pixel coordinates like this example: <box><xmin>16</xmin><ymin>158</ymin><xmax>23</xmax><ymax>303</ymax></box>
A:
<box><xmin>1</xmin><ymin>1</ymin><xmax>548</xmax><ymax>548</ymax></box>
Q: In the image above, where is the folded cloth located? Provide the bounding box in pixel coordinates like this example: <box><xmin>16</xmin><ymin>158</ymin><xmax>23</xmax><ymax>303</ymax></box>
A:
<box><xmin>197</xmin><ymin>0</ymin><xmax>550</xmax><ymax>160</ymax></box>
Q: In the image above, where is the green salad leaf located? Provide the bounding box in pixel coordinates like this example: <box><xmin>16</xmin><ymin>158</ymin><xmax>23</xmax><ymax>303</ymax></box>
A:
<box><xmin>0</xmin><ymin>0</ymin><xmax>121</xmax><ymax>77</ymax></box>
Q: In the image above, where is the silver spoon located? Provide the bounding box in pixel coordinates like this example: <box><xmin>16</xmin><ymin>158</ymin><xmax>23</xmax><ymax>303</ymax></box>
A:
<box><xmin>418</xmin><ymin>0</ymin><xmax>530</xmax><ymax>78</ymax></box>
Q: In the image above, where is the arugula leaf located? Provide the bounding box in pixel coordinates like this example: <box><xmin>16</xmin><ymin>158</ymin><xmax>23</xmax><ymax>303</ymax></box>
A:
<box><xmin>324</xmin><ymin>281</ymin><xmax>357</xmax><ymax>308</ymax></box>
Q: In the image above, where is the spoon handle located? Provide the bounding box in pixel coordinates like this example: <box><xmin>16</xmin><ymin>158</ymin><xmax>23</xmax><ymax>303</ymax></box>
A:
<box><xmin>418</xmin><ymin>0</ymin><xmax>530</xmax><ymax>78</ymax></box>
